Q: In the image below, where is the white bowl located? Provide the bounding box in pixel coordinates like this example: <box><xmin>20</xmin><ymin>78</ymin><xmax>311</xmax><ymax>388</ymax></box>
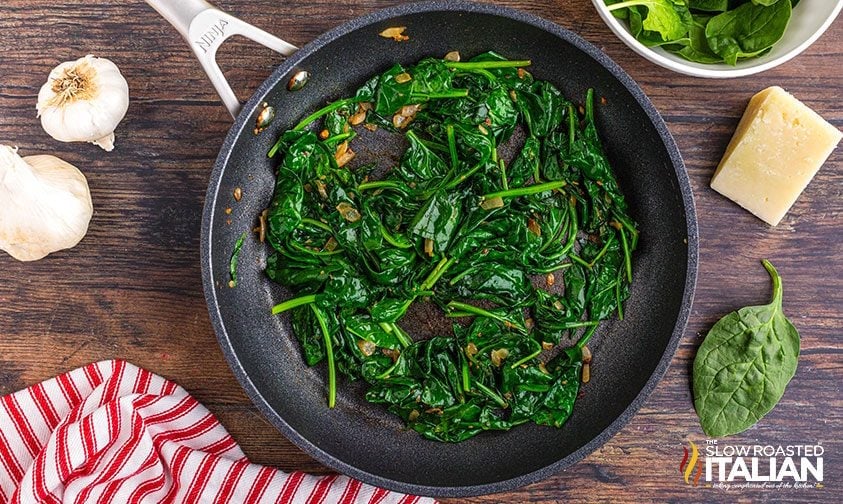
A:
<box><xmin>591</xmin><ymin>0</ymin><xmax>843</xmax><ymax>78</ymax></box>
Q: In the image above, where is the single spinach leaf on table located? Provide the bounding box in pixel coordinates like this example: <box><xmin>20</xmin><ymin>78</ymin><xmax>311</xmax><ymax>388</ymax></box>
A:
<box><xmin>693</xmin><ymin>260</ymin><xmax>800</xmax><ymax>437</ymax></box>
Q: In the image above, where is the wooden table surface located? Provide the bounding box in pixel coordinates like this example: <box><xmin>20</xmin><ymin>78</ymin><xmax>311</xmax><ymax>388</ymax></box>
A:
<box><xmin>1</xmin><ymin>1</ymin><xmax>840</xmax><ymax>502</ymax></box>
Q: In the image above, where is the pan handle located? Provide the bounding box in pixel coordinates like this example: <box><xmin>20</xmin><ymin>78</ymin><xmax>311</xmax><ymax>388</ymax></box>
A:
<box><xmin>144</xmin><ymin>0</ymin><xmax>297</xmax><ymax>118</ymax></box>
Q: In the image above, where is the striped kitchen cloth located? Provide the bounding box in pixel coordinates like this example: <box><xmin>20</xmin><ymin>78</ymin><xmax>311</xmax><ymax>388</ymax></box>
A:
<box><xmin>0</xmin><ymin>360</ymin><xmax>435</xmax><ymax>503</ymax></box>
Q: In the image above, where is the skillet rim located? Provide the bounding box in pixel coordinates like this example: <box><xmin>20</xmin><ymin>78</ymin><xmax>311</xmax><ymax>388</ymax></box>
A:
<box><xmin>200</xmin><ymin>0</ymin><xmax>699</xmax><ymax>497</ymax></box>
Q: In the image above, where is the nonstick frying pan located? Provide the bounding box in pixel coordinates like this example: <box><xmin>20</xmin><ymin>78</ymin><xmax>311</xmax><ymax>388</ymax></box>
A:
<box><xmin>146</xmin><ymin>0</ymin><xmax>698</xmax><ymax>496</ymax></box>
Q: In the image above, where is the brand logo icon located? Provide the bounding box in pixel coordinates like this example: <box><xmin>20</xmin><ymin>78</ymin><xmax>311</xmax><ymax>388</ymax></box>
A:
<box><xmin>195</xmin><ymin>19</ymin><xmax>229</xmax><ymax>54</ymax></box>
<box><xmin>680</xmin><ymin>440</ymin><xmax>703</xmax><ymax>486</ymax></box>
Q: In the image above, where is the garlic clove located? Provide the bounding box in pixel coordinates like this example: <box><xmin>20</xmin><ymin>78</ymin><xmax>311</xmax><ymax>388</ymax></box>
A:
<box><xmin>93</xmin><ymin>132</ymin><xmax>116</xmax><ymax>152</ymax></box>
<box><xmin>36</xmin><ymin>55</ymin><xmax>129</xmax><ymax>151</ymax></box>
<box><xmin>0</xmin><ymin>146</ymin><xmax>93</xmax><ymax>261</ymax></box>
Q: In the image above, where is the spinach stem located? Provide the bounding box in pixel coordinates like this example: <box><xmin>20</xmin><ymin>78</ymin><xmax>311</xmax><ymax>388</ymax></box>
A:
<box><xmin>445</xmin><ymin>162</ymin><xmax>484</xmax><ymax>189</ymax></box>
<box><xmin>532</xmin><ymin>262</ymin><xmax>573</xmax><ymax>275</ymax></box>
<box><xmin>390</xmin><ymin>323</ymin><xmax>413</xmax><ymax>347</ymax></box>
<box><xmin>499</xmin><ymin>159</ymin><xmax>509</xmax><ymax>191</ymax></box>
<box><xmin>412</xmin><ymin>89</ymin><xmax>470</xmax><ymax>100</ymax></box>
<box><xmin>271</xmin><ymin>294</ymin><xmax>317</xmax><ymax>315</ymax></box>
<box><xmin>518</xmin><ymin>383</ymin><xmax>550</xmax><ymax>393</ymax></box>
<box><xmin>446</xmin><ymin>126</ymin><xmax>498</xmax><ymax>190</ymax></box>
<box><xmin>509</xmin><ymin>340</ymin><xmax>542</xmax><ymax>369</ymax></box>
<box><xmin>562</xmin><ymin>321</ymin><xmax>599</xmax><ymax>329</ymax></box>
<box><xmin>323</xmin><ymin>131</ymin><xmax>356</xmax><ymax>145</ymax></box>
<box><xmin>615</xmin><ymin>274</ymin><xmax>624</xmax><ymax>321</ymax></box>
<box><xmin>379</xmin><ymin>223</ymin><xmax>412</xmax><ymax>249</ymax></box>
<box><xmin>267</xmin><ymin>97</ymin><xmax>364</xmax><ymax>157</ymax></box>
<box><xmin>570</xmin><ymin>254</ymin><xmax>591</xmax><ymax>269</ymax></box>
<box><xmin>418</xmin><ymin>137</ymin><xmax>448</xmax><ymax>153</ymax></box>
<box><xmin>293</xmin><ymin>98</ymin><xmax>363</xmax><ymax>132</ymax></box>
<box><xmin>358</xmin><ymin>180</ymin><xmax>405</xmax><ymax>192</ymax></box>
<box><xmin>445</xmin><ymin>60</ymin><xmax>531</xmax><ymax>70</ymax></box>
<box><xmin>299</xmin><ymin>217</ymin><xmax>333</xmax><ymax>233</ymax></box>
<box><xmin>448</xmin><ymin>265</ymin><xmax>477</xmax><ymax>286</ymax></box>
<box><xmin>446</xmin><ymin>301</ymin><xmax>526</xmax><ymax>334</ymax></box>
<box><xmin>619</xmin><ymin>227</ymin><xmax>632</xmax><ymax>283</ymax></box>
<box><xmin>588</xmin><ymin>235</ymin><xmax>616</xmax><ymax>267</ymax></box>
<box><xmin>483</xmin><ymin>180</ymin><xmax>566</xmax><ymax>200</ymax></box>
<box><xmin>613</xmin><ymin>211</ymin><xmax>639</xmax><ymax>249</ymax></box>
<box><xmin>585</xmin><ymin>88</ymin><xmax>595</xmax><ymax>124</ymax></box>
<box><xmin>473</xmin><ymin>381</ymin><xmax>508</xmax><ymax>408</ymax></box>
<box><xmin>446</xmin><ymin>124</ymin><xmax>458</xmax><ymax>172</ymax></box>
<box><xmin>310</xmin><ymin>305</ymin><xmax>336</xmax><ymax>408</ymax></box>
<box><xmin>381</xmin><ymin>258</ymin><xmax>454</xmax><ymax>325</ymax></box>
<box><xmin>461</xmin><ymin>357</ymin><xmax>471</xmax><ymax>392</ymax></box>
<box><xmin>761</xmin><ymin>259</ymin><xmax>782</xmax><ymax>306</ymax></box>
<box><xmin>375</xmin><ymin>358</ymin><xmax>402</xmax><ymax>380</ymax></box>
<box><xmin>568</xmin><ymin>104</ymin><xmax>577</xmax><ymax>150</ymax></box>
<box><xmin>538</xmin><ymin>212</ymin><xmax>568</xmax><ymax>255</ymax></box>
<box><xmin>576</xmin><ymin>325</ymin><xmax>599</xmax><ymax>349</ymax></box>
<box><xmin>554</xmin><ymin>202</ymin><xmax>579</xmax><ymax>258</ymax></box>
<box><xmin>605</xmin><ymin>1</ymin><xmax>643</xmax><ymax>12</ymax></box>
<box><xmin>420</xmin><ymin>256</ymin><xmax>454</xmax><ymax>291</ymax></box>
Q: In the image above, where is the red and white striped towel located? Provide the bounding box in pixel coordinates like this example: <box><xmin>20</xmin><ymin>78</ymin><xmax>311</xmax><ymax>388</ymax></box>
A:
<box><xmin>0</xmin><ymin>360</ymin><xmax>434</xmax><ymax>504</ymax></box>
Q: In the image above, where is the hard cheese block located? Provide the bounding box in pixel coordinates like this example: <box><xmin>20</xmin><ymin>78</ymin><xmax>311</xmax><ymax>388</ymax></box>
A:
<box><xmin>711</xmin><ymin>86</ymin><xmax>842</xmax><ymax>226</ymax></box>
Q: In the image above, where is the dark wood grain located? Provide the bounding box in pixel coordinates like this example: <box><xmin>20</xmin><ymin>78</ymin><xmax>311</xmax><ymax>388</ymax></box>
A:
<box><xmin>1</xmin><ymin>1</ymin><xmax>840</xmax><ymax>501</ymax></box>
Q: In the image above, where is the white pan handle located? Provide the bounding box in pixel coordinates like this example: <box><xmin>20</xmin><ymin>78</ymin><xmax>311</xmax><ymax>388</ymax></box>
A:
<box><xmin>145</xmin><ymin>0</ymin><xmax>298</xmax><ymax>118</ymax></box>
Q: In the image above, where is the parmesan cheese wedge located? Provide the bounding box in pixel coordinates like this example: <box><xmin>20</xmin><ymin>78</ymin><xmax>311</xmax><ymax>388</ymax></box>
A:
<box><xmin>710</xmin><ymin>86</ymin><xmax>842</xmax><ymax>226</ymax></box>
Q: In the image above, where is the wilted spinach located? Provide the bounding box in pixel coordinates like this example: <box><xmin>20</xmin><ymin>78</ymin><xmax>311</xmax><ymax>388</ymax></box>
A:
<box><xmin>693</xmin><ymin>260</ymin><xmax>800</xmax><ymax>437</ymax></box>
<box><xmin>229</xmin><ymin>231</ymin><xmax>247</xmax><ymax>287</ymax></box>
<box><xmin>606</xmin><ymin>0</ymin><xmax>795</xmax><ymax>66</ymax></box>
<box><xmin>263</xmin><ymin>52</ymin><xmax>638</xmax><ymax>442</ymax></box>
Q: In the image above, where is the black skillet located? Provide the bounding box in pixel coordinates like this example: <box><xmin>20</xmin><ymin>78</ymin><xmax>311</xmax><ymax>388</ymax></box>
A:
<box><xmin>146</xmin><ymin>0</ymin><xmax>698</xmax><ymax>497</ymax></box>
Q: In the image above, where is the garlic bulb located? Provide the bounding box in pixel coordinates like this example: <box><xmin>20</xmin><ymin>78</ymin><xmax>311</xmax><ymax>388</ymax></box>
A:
<box><xmin>37</xmin><ymin>55</ymin><xmax>129</xmax><ymax>151</ymax></box>
<box><xmin>0</xmin><ymin>146</ymin><xmax>93</xmax><ymax>261</ymax></box>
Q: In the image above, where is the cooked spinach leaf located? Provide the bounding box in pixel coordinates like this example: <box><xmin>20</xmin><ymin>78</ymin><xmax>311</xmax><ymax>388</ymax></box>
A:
<box><xmin>228</xmin><ymin>231</ymin><xmax>247</xmax><ymax>287</ymax></box>
<box><xmin>263</xmin><ymin>53</ymin><xmax>638</xmax><ymax>442</ymax></box>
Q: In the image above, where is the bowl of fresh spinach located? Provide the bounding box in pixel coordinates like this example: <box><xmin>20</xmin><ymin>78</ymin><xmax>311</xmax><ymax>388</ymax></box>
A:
<box><xmin>594</xmin><ymin>0</ymin><xmax>843</xmax><ymax>78</ymax></box>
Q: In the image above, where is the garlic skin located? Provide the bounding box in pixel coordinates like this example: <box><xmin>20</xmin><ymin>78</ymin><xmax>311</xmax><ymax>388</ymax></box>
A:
<box><xmin>37</xmin><ymin>55</ymin><xmax>129</xmax><ymax>152</ymax></box>
<box><xmin>0</xmin><ymin>146</ymin><xmax>93</xmax><ymax>261</ymax></box>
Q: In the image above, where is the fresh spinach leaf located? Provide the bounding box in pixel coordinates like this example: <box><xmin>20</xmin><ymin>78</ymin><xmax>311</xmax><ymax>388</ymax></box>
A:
<box><xmin>607</xmin><ymin>0</ymin><xmax>691</xmax><ymax>43</ymax></box>
<box><xmin>665</xmin><ymin>14</ymin><xmax>722</xmax><ymax>64</ymax></box>
<box><xmin>605</xmin><ymin>0</ymin><xmax>795</xmax><ymax>65</ymax></box>
<box><xmin>693</xmin><ymin>260</ymin><xmax>800</xmax><ymax>437</ymax></box>
<box><xmin>705</xmin><ymin>0</ymin><xmax>792</xmax><ymax>65</ymax></box>
<box><xmin>690</xmin><ymin>0</ymin><xmax>729</xmax><ymax>12</ymax></box>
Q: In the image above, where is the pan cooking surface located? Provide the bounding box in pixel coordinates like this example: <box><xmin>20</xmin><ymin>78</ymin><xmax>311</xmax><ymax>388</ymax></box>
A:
<box><xmin>200</xmin><ymin>1</ymin><xmax>697</xmax><ymax>496</ymax></box>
